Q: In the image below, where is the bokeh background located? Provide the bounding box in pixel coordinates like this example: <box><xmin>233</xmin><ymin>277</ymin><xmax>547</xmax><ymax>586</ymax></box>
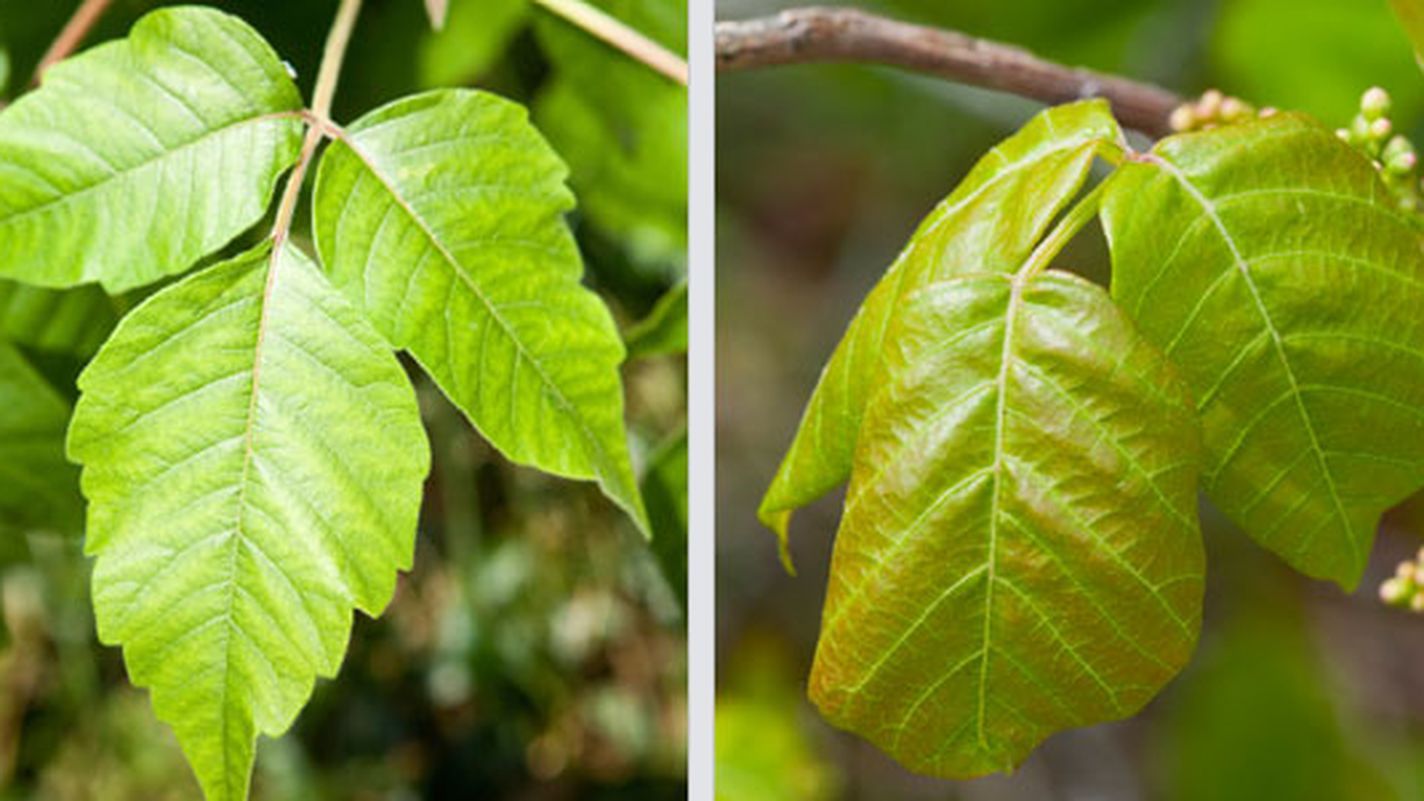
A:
<box><xmin>0</xmin><ymin>1</ymin><xmax>687</xmax><ymax>798</ymax></box>
<box><xmin>714</xmin><ymin>1</ymin><xmax>1424</xmax><ymax>799</ymax></box>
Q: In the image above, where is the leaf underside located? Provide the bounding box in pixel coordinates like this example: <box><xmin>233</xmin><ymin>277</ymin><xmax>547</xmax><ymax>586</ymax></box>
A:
<box><xmin>67</xmin><ymin>245</ymin><xmax>430</xmax><ymax>801</ymax></box>
<box><xmin>1103</xmin><ymin>114</ymin><xmax>1424</xmax><ymax>588</ymax></box>
<box><xmin>812</xmin><ymin>271</ymin><xmax>1203</xmax><ymax>778</ymax></box>
<box><xmin>313</xmin><ymin>88</ymin><xmax>648</xmax><ymax>534</ymax></box>
<box><xmin>759</xmin><ymin>100</ymin><xmax>1123</xmax><ymax>564</ymax></box>
<box><xmin>0</xmin><ymin>6</ymin><xmax>303</xmax><ymax>292</ymax></box>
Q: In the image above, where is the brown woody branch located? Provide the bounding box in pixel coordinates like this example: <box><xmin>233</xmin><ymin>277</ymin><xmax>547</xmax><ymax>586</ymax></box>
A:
<box><xmin>716</xmin><ymin>6</ymin><xmax>1183</xmax><ymax>137</ymax></box>
<box><xmin>31</xmin><ymin>0</ymin><xmax>113</xmax><ymax>86</ymax></box>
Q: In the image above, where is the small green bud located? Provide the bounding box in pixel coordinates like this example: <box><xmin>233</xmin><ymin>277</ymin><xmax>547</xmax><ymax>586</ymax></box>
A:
<box><xmin>1408</xmin><ymin>592</ymin><xmax>1424</xmax><ymax>612</ymax></box>
<box><xmin>1370</xmin><ymin>117</ymin><xmax>1394</xmax><ymax>141</ymax></box>
<box><xmin>1362</xmin><ymin>86</ymin><xmax>1392</xmax><ymax>120</ymax></box>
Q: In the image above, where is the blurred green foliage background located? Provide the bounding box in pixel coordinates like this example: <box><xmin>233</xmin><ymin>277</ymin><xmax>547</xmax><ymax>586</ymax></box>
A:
<box><xmin>715</xmin><ymin>1</ymin><xmax>1424</xmax><ymax>799</ymax></box>
<box><xmin>0</xmin><ymin>0</ymin><xmax>687</xmax><ymax>798</ymax></box>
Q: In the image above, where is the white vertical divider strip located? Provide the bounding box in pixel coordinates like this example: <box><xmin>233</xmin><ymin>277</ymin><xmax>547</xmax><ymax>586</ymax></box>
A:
<box><xmin>687</xmin><ymin>0</ymin><xmax>715</xmax><ymax>797</ymax></box>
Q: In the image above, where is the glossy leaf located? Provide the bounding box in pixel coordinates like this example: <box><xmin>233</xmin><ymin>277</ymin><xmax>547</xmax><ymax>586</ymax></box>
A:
<box><xmin>68</xmin><ymin>244</ymin><xmax>430</xmax><ymax>801</ymax></box>
<box><xmin>759</xmin><ymin>101</ymin><xmax>1123</xmax><ymax>563</ymax></box>
<box><xmin>0</xmin><ymin>340</ymin><xmax>80</xmax><ymax>533</ymax></box>
<box><xmin>1103</xmin><ymin>113</ymin><xmax>1424</xmax><ymax>588</ymax></box>
<box><xmin>813</xmin><ymin>271</ymin><xmax>1203</xmax><ymax>778</ymax></box>
<box><xmin>0</xmin><ymin>7</ymin><xmax>303</xmax><ymax>292</ymax></box>
<box><xmin>626</xmin><ymin>280</ymin><xmax>687</xmax><ymax>359</ymax></box>
<box><xmin>312</xmin><ymin>89</ymin><xmax>648</xmax><ymax>534</ymax></box>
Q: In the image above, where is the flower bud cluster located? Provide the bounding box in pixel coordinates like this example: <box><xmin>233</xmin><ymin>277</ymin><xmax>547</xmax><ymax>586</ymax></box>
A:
<box><xmin>1337</xmin><ymin>87</ymin><xmax>1423</xmax><ymax>212</ymax></box>
<box><xmin>1380</xmin><ymin>547</ymin><xmax>1424</xmax><ymax>612</ymax></box>
<box><xmin>1168</xmin><ymin>89</ymin><xmax>1274</xmax><ymax>133</ymax></box>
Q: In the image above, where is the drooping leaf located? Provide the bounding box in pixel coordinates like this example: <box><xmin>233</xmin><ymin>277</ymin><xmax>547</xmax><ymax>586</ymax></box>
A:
<box><xmin>625</xmin><ymin>279</ymin><xmax>687</xmax><ymax>359</ymax></box>
<box><xmin>418</xmin><ymin>0</ymin><xmax>529</xmax><ymax>86</ymax></box>
<box><xmin>813</xmin><ymin>270</ymin><xmax>1203</xmax><ymax>778</ymax></box>
<box><xmin>534</xmin><ymin>0</ymin><xmax>687</xmax><ymax>275</ymax></box>
<box><xmin>312</xmin><ymin>89</ymin><xmax>648</xmax><ymax>534</ymax></box>
<box><xmin>67</xmin><ymin>244</ymin><xmax>431</xmax><ymax>801</ymax></box>
<box><xmin>0</xmin><ymin>340</ymin><xmax>80</xmax><ymax>534</ymax></box>
<box><xmin>0</xmin><ymin>281</ymin><xmax>117</xmax><ymax>356</ymax></box>
<box><xmin>0</xmin><ymin>7</ymin><xmax>304</xmax><ymax>292</ymax></box>
<box><xmin>759</xmin><ymin>100</ymin><xmax>1123</xmax><ymax>563</ymax></box>
<box><xmin>1102</xmin><ymin>113</ymin><xmax>1424</xmax><ymax>588</ymax></box>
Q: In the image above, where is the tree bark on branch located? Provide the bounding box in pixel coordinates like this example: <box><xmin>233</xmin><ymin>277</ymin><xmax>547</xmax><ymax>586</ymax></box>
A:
<box><xmin>715</xmin><ymin>6</ymin><xmax>1184</xmax><ymax>137</ymax></box>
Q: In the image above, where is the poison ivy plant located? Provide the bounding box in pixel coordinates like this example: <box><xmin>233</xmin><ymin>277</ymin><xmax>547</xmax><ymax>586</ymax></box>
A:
<box><xmin>535</xmin><ymin>0</ymin><xmax>688</xmax><ymax>276</ymax></box>
<box><xmin>765</xmin><ymin>99</ymin><xmax>1424</xmax><ymax>778</ymax></box>
<box><xmin>0</xmin><ymin>1</ymin><xmax>677</xmax><ymax>798</ymax></box>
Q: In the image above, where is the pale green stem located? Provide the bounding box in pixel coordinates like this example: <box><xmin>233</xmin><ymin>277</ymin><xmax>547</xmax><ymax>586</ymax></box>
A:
<box><xmin>533</xmin><ymin>0</ymin><xmax>688</xmax><ymax>85</ymax></box>
<box><xmin>272</xmin><ymin>0</ymin><xmax>363</xmax><ymax>247</ymax></box>
<box><xmin>1017</xmin><ymin>180</ymin><xmax>1110</xmax><ymax>281</ymax></box>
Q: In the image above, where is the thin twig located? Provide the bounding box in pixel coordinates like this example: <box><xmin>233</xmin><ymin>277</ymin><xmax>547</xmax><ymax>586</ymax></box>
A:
<box><xmin>31</xmin><ymin>0</ymin><xmax>113</xmax><ymax>86</ymax></box>
<box><xmin>534</xmin><ymin>0</ymin><xmax>689</xmax><ymax>86</ymax></box>
<box><xmin>272</xmin><ymin>0</ymin><xmax>362</xmax><ymax>248</ymax></box>
<box><xmin>716</xmin><ymin>6</ymin><xmax>1183</xmax><ymax>137</ymax></box>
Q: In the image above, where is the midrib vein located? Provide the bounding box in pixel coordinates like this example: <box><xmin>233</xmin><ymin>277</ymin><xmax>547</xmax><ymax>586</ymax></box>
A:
<box><xmin>336</xmin><ymin>135</ymin><xmax>622</xmax><ymax>492</ymax></box>
<box><xmin>976</xmin><ymin>278</ymin><xmax>1021</xmax><ymax>748</ymax></box>
<box><xmin>217</xmin><ymin>246</ymin><xmax>283</xmax><ymax>787</ymax></box>
<box><xmin>1148</xmin><ymin>154</ymin><xmax>1358</xmax><ymax>567</ymax></box>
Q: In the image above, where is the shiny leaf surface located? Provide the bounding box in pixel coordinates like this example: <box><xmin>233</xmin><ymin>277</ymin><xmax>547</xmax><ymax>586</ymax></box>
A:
<box><xmin>759</xmin><ymin>101</ymin><xmax>1123</xmax><ymax>562</ymax></box>
<box><xmin>813</xmin><ymin>271</ymin><xmax>1203</xmax><ymax>778</ymax></box>
<box><xmin>1103</xmin><ymin>114</ymin><xmax>1424</xmax><ymax>587</ymax></box>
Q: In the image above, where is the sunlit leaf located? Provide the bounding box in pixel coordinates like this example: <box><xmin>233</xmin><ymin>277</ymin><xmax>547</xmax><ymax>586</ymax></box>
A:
<box><xmin>313</xmin><ymin>89</ymin><xmax>648</xmax><ymax>534</ymax></box>
<box><xmin>759</xmin><ymin>101</ymin><xmax>1122</xmax><ymax>564</ymax></box>
<box><xmin>814</xmin><ymin>271</ymin><xmax>1203</xmax><ymax>778</ymax></box>
<box><xmin>0</xmin><ymin>7</ymin><xmax>303</xmax><ymax>292</ymax></box>
<box><xmin>68</xmin><ymin>244</ymin><xmax>430</xmax><ymax>801</ymax></box>
<box><xmin>1103</xmin><ymin>113</ymin><xmax>1424</xmax><ymax>588</ymax></box>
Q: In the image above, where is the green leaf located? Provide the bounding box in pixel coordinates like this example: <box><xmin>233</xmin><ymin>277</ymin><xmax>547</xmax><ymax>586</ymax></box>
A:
<box><xmin>312</xmin><ymin>89</ymin><xmax>648</xmax><ymax>535</ymax></box>
<box><xmin>641</xmin><ymin>427</ymin><xmax>686</xmax><ymax>606</ymax></box>
<box><xmin>0</xmin><ymin>281</ymin><xmax>117</xmax><ymax>356</ymax></box>
<box><xmin>67</xmin><ymin>244</ymin><xmax>431</xmax><ymax>801</ymax></box>
<box><xmin>625</xmin><ymin>280</ymin><xmax>687</xmax><ymax>358</ymax></box>
<box><xmin>1102</xmin><ymin>113</ymin><xmax>1424</xmax><ymax>588</ymax></box>
<box><xmin>0</xmin><ymin>340</ymin><xmax>81</xmax><ymax>534</ymax></box>
<box><xmin>1390</xmin><ymin>0</ymin><xmax>1424</xmax><ymax>64</ymax></box>
<box><xmin>534</xmin><ymin>0</ymin><xmax>687</xmax><ymax>274</ymax></box>
<box><xmin>418</xmin><ymin>0</ymin><xmax>529</xmax><ymax>86</ymax></box>
<box><xmin>813</xmin><ymin>270</ymin><xmax>1203</xmax><ymax>778</ymax></box>
<box><xmin>0</xmin><ymin>7</ymin><xmax>304</xmax><ymax>292</ymax></box>
<box><xmin>759</xmin><ymin>101</ymin><xmax>1122</xmax><ymax>564</ymax></box>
